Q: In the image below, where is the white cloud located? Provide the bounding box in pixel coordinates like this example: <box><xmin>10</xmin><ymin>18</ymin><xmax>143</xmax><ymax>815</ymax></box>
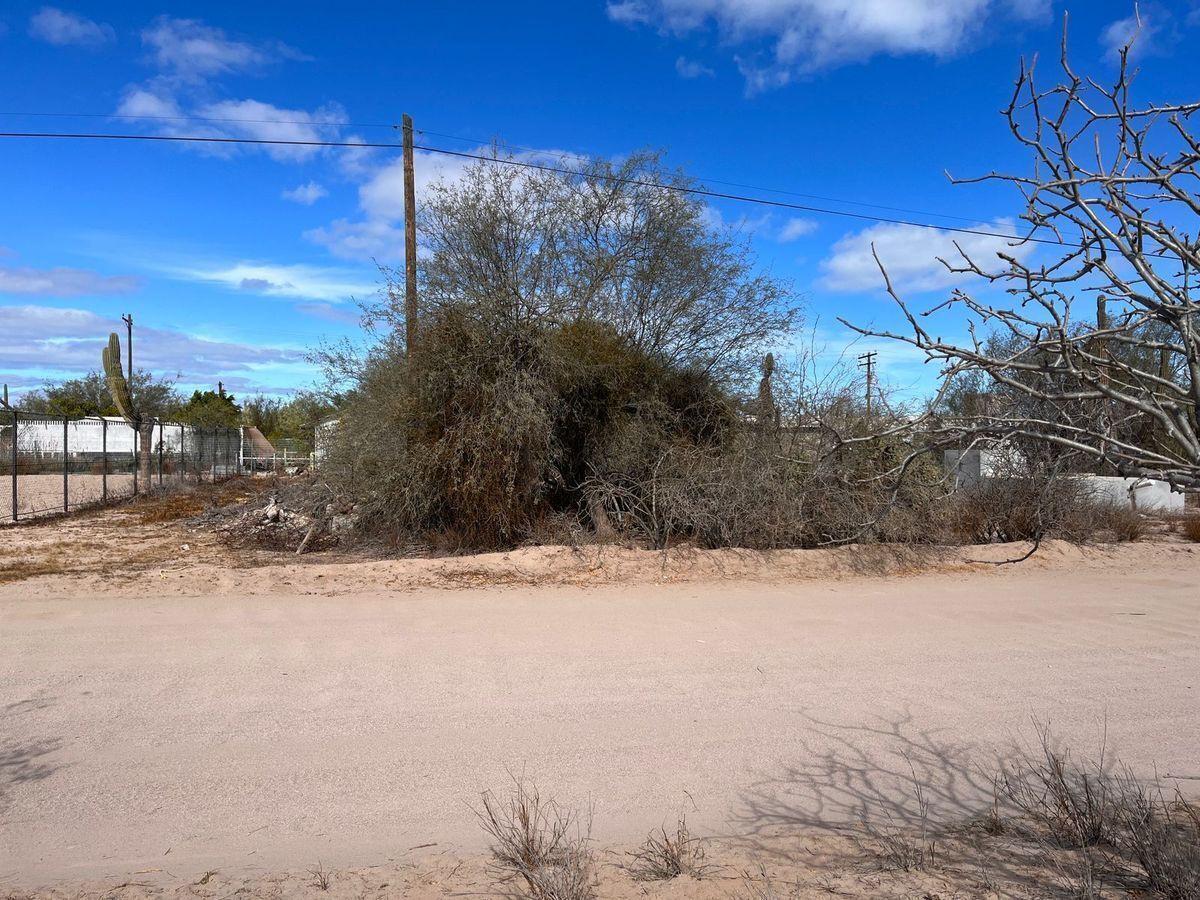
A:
<box><xmin>778</xmin><ymin>217</ymin><xmax>818</xmax><ymax>241</ymax></box>
<box><xmin>0</xmin><ymin>257</ymin><xmax>142</xmax><ymax>297</ymax></box>
<box><xmin>28</xmin><ymin>7</ymin><xmax>114</xmax><ymax>46</ymax></box>
<box><xmin>307</xmin><ymin>148</ymin><xmax>493</xmax><ymax>262</ymax></box>
<box><xmin>139</xmin><ymin>16</ymin><xmax>299</xmax><ymax>80</ymax></box>
<box><xmin>115</xmin><ymin>91</ymin><xmax>346</xmax><ymax>162</ymax></box>
<box><xmin>115</xmin><ymin>16</ymin><xmax>335</xmax><ymax>162</ymax></box>
<box><xmin>166</xmin><ymin>261</ymin><xmax>375</xmax><ymax>302</ymax></box>
<box><xmin>115</xmin><ymin>87</ymin><xmax>183</xmax><ymax>120</ymax></box>
<box><xmin>675</xmin><ymin>56</ymin><xmax>714</xmax><ymax>78</ymax></box>
<box><xmin>0</xmin><ymin>304</ymin><xmax>310</xmax><ymax>399</ymax></box>
<box><xmin>304</xmin><ymin>218</ymin><xmax>405</xmax><ymax>262</ymax></box>
<box><xmin>609</xmin><ymin>0</ymin><xmax>1050</xmax><ymax>87</ymax></box>
<box><xmin>1100</xmin><ymin>5</ymin><xmax>1178</xmax><ymax>62</ymax></box>
<box><xmin>820</xmin><ymin>218</ymin><xmax>1034</xmax><ymax>294</ymax></box>
<box><xmin>282</xmin><ymin>181</ymin><xmax>328</xmax><ymax>205</ymax></box>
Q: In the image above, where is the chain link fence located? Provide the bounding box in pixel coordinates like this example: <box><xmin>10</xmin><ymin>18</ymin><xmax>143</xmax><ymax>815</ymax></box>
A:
<box><xmin>1</xmin><ymin>411</ymin><xmax>246</xmax><ymax>522</ymax></box>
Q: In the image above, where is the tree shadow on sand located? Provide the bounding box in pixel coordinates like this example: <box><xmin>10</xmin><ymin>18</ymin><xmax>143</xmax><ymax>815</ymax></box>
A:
<box><xmin>722</xmin><ymin>708</ymin><xmax>1095</xmax><ymax>894</ymax></box>
<box><xmin>1</xmin><ymin>693</ymin><xmax>65</xmax><ymax>814</ymax></box>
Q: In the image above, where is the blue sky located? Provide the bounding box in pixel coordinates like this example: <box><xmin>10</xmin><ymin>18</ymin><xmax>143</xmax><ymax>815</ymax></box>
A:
<box><xmin>2</xmin><ymin>0</ymin><xmax>1198</xmax><ymax>403</ymax></box>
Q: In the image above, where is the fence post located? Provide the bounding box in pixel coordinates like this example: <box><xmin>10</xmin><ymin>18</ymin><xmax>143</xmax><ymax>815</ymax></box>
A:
<box><xmin>63</xmin><ymin>415</ymin><xmax>69</xmax><ymax>513</ymax></box>
<box><xmin>180</xmin><ymin>425</ymin><xmax>185</xmax><ymax>483</ymax></box>
<box><xmin>10</xmin><ymin>409</ymin><xmax>17</xmax><ymax>522</ymax></box>
<box><xmin>102</xmin><ymin>417</ymin><xmax>108</xmax><ymax>503</ymax></box>
<box><xmin>132</xmin><ymin>421</ymin><xmax>138</xmax><ymax>498</ymax></box>
<box><xmin>158</xmin><ymin>420</ymin><xmax>164</xmax><ymax>486</ymax></box>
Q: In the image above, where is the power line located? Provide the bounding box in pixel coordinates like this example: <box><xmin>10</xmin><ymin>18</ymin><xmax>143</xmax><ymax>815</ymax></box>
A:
<box><xmin>2</xmin><ymin>111</ymin><xmax>986</xmax><ymax>224</ymax></box>
<box><xmin>0</xmin><ymin>110</ymin><xmax>399</xmax><ymax>130</ymax></box>
<box><xmin>416</xmin><ymin>126</ymin><xmax>985</xmax><ymax>225</ymax></box>
<box><xmin>0</xmin><ymin>129</ymin><xmax>1064</xmax><ymax>249</ymax></box>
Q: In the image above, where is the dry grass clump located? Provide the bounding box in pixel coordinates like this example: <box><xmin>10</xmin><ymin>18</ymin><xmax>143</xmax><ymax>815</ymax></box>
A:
<box><xmin>626</xmin><ymin>815</ymin><xmax>711</xmax><ymax>881</ymax></box>
<box><xmin>476</xmin><ymin>779</ymin><xmax>595</xmax><ymax>900</ymax></box>
<box><xmin>1115</xmin><ymin>780</ymin><xmax>1200</xmax><ymax>899</ymax></box>
<box><xmin>733</xmin><ymin>864</ymin><xmax>795</xmax><ymax>900</ymax></box>
<box><xmin>1001</xmin><ymin>724</ymin><xmax>1117</xmax><ymax>849</ymax></box>
<box><xmin>991</xmin><ymin>726</ymin><xmax>1200</xmax><ymax>899</ymax></box>
<box><xmin>307</xmin><ymin>860</ymin><xmax>331</xmax><ymax>891</ymax></box>
<box><xmin>1176</xmin><ymin>514</ymin><xmax>1200</xmax><ymax>543</ymax></box>
<box><xmin>857</xmin><ymin>764</ymin><xmax>939</xmax><ymax>873</ymax></box>
<box><xmin>1097</xmin><ymin>503</ymin><xmax>1145</xmax><ymax>542</ymax></box>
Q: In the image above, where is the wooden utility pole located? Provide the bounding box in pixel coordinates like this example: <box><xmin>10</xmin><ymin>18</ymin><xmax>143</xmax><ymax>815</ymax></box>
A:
<box><xmin>402</xmin><ymin>113</ymin><xmax>418</xmax><ymax>358</ymax></box>
<box><xmin>122</xmin><ymin>313</ymin><xmax>134</xmax><ymax>391</ymax></box>
<box><xmin>858</xmin><ymin>351</ymin><xmax>877</xmax><ymax>417</ymax></box>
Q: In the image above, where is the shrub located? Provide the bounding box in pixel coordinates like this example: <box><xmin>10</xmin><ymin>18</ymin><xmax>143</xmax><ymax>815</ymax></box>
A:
<box><xmin>585</xmin><ymin>428</ymin><xmax>947</xmax><ymax>551</ymax></box>
<box><xmin>476</xmin><ymin>779</ymin><xmax>594</xmax><ymax>900</ymax></box>
<box><xmin>1000</xmin><ymin>724</ymin><xmax>1116</xmax><ymax>849</ymax></box>
<box><xmin>944</xmin><ymin>473</ymin><xmax>1103</xmax><ymax>544</ymax></box>
<box><xmin>1180</xmin><ymin>515</ymin><xmax>1200</xmax><ymax>543</ymax></box>
<box><xmin>325</xmin><ymin>307</ymin><xmax>733</xmax><ymax>549</ymax></box>
<box><xmin>1094</xmin><ymin>503</ymin><xmax>1144</xmax><ymax>542</ymax></box>
<box><xmin>626</xmin><ymin>816</ymin><xmax>710</xmax><ymax>881</ymax></box>
<box><xmin>1115</xmin><ymin>778</ymin><xmax>1200</xmax><ymax>900</ymax></box>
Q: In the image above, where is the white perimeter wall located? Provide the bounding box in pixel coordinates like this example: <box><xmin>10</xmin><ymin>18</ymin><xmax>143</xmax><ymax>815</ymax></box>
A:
<box><xmin>944</xmin><ymin>449</ymin><xmax>1185</xmax><ymax>511</ymax></box>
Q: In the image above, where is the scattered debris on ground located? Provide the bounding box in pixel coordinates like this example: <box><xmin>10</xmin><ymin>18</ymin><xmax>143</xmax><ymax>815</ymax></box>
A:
<box><xmin>190</xmin><ymin>477</ymin><xmax>359</xmax><ymax>554</ymax></box>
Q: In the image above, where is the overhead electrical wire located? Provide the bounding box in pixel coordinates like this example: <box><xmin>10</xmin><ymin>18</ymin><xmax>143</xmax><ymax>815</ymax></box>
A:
<box><xmin>414</xmin><ymin>126</ymin><xmax>986</xmax><ymax>225</ymax></box>
<box><xmin>0</xmin><ymin>129</ymin><xmax>1065</xmax><ymax>250</ymax></box>
<box><xmin>1</xmin><ymin>111</ymin><xmax>986</xmax><ymax>224</ymax></box>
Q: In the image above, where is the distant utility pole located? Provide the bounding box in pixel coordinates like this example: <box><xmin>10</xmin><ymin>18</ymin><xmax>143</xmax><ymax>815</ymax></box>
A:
<box><xmin>122</xmin><ymin>313</ymin><xmax>134</xmax><ymax>404</ymax></box>
<box><xmin>858</xmin><ymin>351</ymin><xmax>877</xmax><ymax>417</ymax></box>
<box><xmin>401</xmin><ymin>113</ymin><xmax>418</xmax><ymax>359</ymax></box>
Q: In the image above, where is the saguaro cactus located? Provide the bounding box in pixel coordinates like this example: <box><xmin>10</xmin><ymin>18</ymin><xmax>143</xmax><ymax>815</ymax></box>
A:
<box><xmin>757</xmin><ymin>352</ymin><xmax>779</xmax><ymax>430</ymax></box>
<box><xmin>102</xmin><ymin>333</ymin><xmax>136</xmax><ymax>421</ymax></box>
<box><xmin>102</xmin><ymin>332</ymin><xmax>155</xmax><ymax>482</ymax></box>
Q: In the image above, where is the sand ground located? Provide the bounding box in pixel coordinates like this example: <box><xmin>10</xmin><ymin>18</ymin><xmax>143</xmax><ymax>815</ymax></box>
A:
<box><xmin>1</xmin><ymin>490</ymin><xmax>1198</xmax><ymax>897</ymax></box>
<box><xmin>2</xmin><ymin>473</ymin><xmax>136</xmax><ymax>520</ymax></box>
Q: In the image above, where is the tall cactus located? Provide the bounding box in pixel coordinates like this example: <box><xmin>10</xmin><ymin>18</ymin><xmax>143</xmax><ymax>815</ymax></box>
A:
<box><xmin>757</xmin><ymin>352</ymin><xmax>779</xmax><ymax>430</ymax></box>
<box><xmin>102</xmin><ymin>331</ymin><xmax>156</xmax><ymax>483</ymax></box>
<box><xmin>102</xmin><ymin>332</ymin><xmax>136</xmax><ymax>422</ymax></box>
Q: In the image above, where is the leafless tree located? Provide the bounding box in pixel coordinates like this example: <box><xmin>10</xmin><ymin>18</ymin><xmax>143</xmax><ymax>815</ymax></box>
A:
<box><xmin>375</xmin><ymin>149</ymin><xmax>797</xmax><ymax>385</ymax></box>
<box><xmin>844</xmin><ymin>16</ymin><xmax>1200</xmax><ymax>491</ymax></box>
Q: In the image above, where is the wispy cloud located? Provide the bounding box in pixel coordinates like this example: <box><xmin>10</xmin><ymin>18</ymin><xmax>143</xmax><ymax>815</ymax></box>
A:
<box><xmin>307</xmin><ymin>146</ymin><xmax>570</xmax><ymax>262</ymax></box>
<box><xmin>116</xmin><ymin>16</ymin><xmax>335</xmax><ymax>163</ymax></box>
<box><xmin>28</xmin><ymin>7</ymin><xmax>114</xmax><ymax>47</ymax></box>
<box><xmin>820</xmin><ymin>218</ymin><xmax>1033</xmax><ymax>294</ymax></box>
<box><xmin>609</xmin><ymin>0</ymin><xmax>1050</xmax><ymax>90</ymax></box>
<box><xmin>116</xmin><ymin>91</ymin><xmax>346</xmax><ymax>162</ymax></box>
<box><xmin>778</xmin><ymin>217</ymin><xmax>818</xmax><ymax>241</ymax></box>
<box><xmin>282</xmin><ymin>181</ymin><xmax>328</xmax><ymax>205</ymax></box>
<box><xmin>0</xmin><ymin>304</ymin><xmax>312</xmax><ymax>400</ymax></box>
<box><xmin>0</xmin><ymin>253</ymin><xmax>142</xmax><ymax>297</ymax></box>
<box><xmin>1100</xmin><ymin>3</ymin><xmax>1183</xmax><ymax>62</ymax></box>
<box><xmin>675</xmin><ymin>56</ymin><xmax>714</xmax><ymax>78</ymax></box>
<box><xmin>139</xmin><ymin>16</ymin><xmax>302</xmax><ymax>80</ymax></box>
<box><xmin>164</xmin><ymin>260</ymin><xmax>376</xmax><ymax>302</ymax></box>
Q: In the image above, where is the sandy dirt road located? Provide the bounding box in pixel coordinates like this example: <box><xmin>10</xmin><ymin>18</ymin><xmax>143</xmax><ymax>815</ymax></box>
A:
<box><xmin>2</xmin><ymin>545</ymin><xmax>1198</xmax><ymax>888</ymax></box>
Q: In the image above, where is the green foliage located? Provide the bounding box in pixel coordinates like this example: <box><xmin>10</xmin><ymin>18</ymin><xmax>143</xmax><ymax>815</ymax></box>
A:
<box><xmin>242</xmin><ymin>391</ymin><xmax>339</xmax><ymax>452</ymax></box>
<box><xmin>19</xmin><ymin>370</ymin><xmax>179</xmax><ymax>419</ymax></box>
<box><xmin>175</xmin><ymin>389</ymin><xmax>242</xmax><ymax>428</ymax></box>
